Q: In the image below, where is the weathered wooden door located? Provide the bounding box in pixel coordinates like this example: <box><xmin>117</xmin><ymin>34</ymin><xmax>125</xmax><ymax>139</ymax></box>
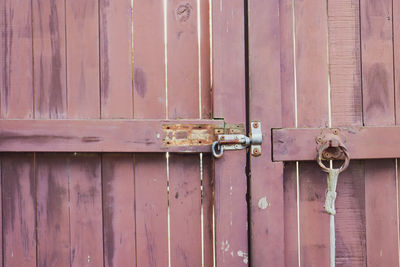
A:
<box><xmin>0</xmin><ymin>0</ymin><xmax>250</xmax><ymax>267</ymax></box>
<box><xmin>247</xmin><ymin>0</ymin><xmax>400</xmax><ymax>266</ymax></box>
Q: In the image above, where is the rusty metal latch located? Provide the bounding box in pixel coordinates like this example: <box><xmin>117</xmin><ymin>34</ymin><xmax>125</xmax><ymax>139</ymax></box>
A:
<box><xmin>212</xmin><ymin>121</ymin><xmax>262</xmax><ymax>158</ymax></box>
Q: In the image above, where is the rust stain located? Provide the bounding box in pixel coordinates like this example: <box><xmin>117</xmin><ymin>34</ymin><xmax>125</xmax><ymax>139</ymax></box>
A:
<box><xmin>162</xmin><ymin>124</ymin><xmax>220</xmax><ymax>147</ymax></box>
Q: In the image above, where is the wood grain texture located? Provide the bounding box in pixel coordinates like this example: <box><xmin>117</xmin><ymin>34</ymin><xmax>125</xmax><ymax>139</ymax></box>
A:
<box><xmin>295</xmin><ymin>0</ymin><xmax>329</xmax><ymax>128</ymax></box>
<box><xmin>328</xmin><ymin>2</ymin><xmax>366</xmax><ymax>265</ymax></box>
<box><xmin>279</xmin><ymin>0</ymin><xmax>298</xmax><ymax>265</ymax></box>
<box><xmin>200</xmin><ymin>0</ymin><xmax>211</xmax><ymax>119</ymax></box>
<box><xmin>361</xmin><ymin>0</ymin><xmax>395</xmax><ymax>126</ymax></box>
<box><xmin>0</xmin><ymin>0</ymin><xmax>33</xmax><ymax>119</ymax></box>
<box><xmin>212</xmin><ymin>0</ymin><xmax>248</xmax><ymax>265</ymax></box>
<box><xmin>334</xmin><ymin>161</ymin><xmax>366</xmax><ymax>266</ymax></box>
<box><xmin>395</xmin><ymin>0</ymin><xmax>400</xmax><ymax>125</ymax></box>
<box><xmin>361</xmin><ymin>1</ymin><xmax>399</xmax><ymax>265</ymax></box>
<box><xmin>135</xmin><ymin>154</ymin><xmax>169</xmax><ymax>267</ymax></box>
<box><xmin>69</xmin><ymin>154</ymin><xmax>103</xmax><ymax>266</ymax></box>
<box><xmin>132</xmin><ymin>0</ymin><xmax>165</xmax><ymax>119</ymax></box>
<box><xmin>132</xmin><ymin>2</ymin><xmax>169</xmax><ymax>265</ymax></box>
<box><xmin>167</xmin><ymin>1</ymin><xmax>204</xmax><ymax>265</ymax></box>
<box><xmin>273</xmin><ymin>126</ymin><xmax>400</xmax><ymax>161</ymax></box>
<box><xmin>167</xmin><ymin>0</ymin><xmax>199</xmax><ymax>119</ymax></box>
<box><xmin>2</xmin><ymin>154</ymin><xmax>36</xmax><ymax>267</ymax></box>
<box><xmin>33</xmin><ymin>0</ymin><xmax>67</xmax><ymax>119</ymax></box>
<box><xmin>0</xmin><ymin>119</ymin><xmax>221</xmax><ymax>153</ymax></box>
<box><xmin>283</xmin><ymin>163</ymin><xmax>298</xmax><ymax>267</ymax></box>
<box><xmin>66</xmin><ymin>0</ymin><xmax>100</xmax><ymax>118</ymax></box>
<box><xmin>100</xmin><ymin>0</ymin><xmax>133</xmax><ymax>118</ymax></box>
<box><xmin>169</xmin><ymin>154</ymin><xmax>202</xmax><ymax>266</ymax></box>
<box><xmin>329</xmin><ymin>0</ymin><xmax>362</xmax><ymax>127</ymax></box>
<box><xmin>294</xmin><ymin>0</ymin><xmax>330</xmax><ymax>265</ymax></box>
<box><xmin>202</xmin><ymin>154</ymin><xmax>214</xmax><ymax>267</ymax></box>
<box><xmin>36</xmin><ymin>154</ymin><xmax>70</xmax><ymax>267</ymax></box>
<box><xmin>102</xmin><ymin>154</ymin><xmax>136</xmax><ymax>267</ymax></box>
<box><xmin>248</xmin><ymin>0</ymin><xmax>284</xmax><ymax>265</ymax></box>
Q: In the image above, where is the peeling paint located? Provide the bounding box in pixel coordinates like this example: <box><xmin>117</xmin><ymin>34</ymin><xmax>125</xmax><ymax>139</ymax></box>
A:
<box><xmin>258</xmin><ymin>196</ymin><xmax>270</xmax><ymax>210</ymax></box>
<box><xmin>221</xmin><ymin>240</ymin><xmax>230</xmax><ymax>252</ymax></box>
<box><xmin>237</xmin><ymin>250</ymin><xmax>249</xmax><ymax>264</ymax></box>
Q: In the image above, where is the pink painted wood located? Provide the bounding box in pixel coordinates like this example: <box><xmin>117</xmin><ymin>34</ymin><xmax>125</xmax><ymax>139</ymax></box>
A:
<box><xmin>2</xmin><ymin>2</ymin><xmax>36</xmax><ymax>266</ymax></box>
<box><xmin>2</xmin><ymin>154</ymin><xmax>36</xmax><ymax>267</ymax></box>
<box><xmin>248</xmin><ymin>0</ymin><xmax>284</xmax><ymax>265</ymax></box>
<box><xmin>36</xmin><ymin>154</ymin><xmax>70</xmax><ymax>267</ymax></box>
<box><xmin>99</xmin><ymin>1</ymin><xmax>136</xmax><ymax>265</ymax></box>
<box><xmin>361</xmin><ymin>0</ymin><xmax>399</xmax><ymax>265</ymax></box>
<box><xmin>212</xmin><ymin>1</ymin><xmax>248</xmax><ymax>266</ymax></box>
<box><xmin>100</xmin><ymin>0</ymin><xmax>133</xmax><ymax>119</ymax></box>
<box><xmin>1</xmin><ymin>0</ymin><xmax>33</xmax><ymax>119</ymax></box>
<box><xmin>0</xmin><ymin>119</ymin><xmax>221</xmax><ymax>153</ymax></box>
<box><xmin>132</xmin><ymin>1</ymin><xmax>169</xmax><ymax>266</ymax></box>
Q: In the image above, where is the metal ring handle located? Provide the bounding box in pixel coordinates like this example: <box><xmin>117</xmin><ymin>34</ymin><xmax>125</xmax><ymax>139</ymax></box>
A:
<box><xmin>212</xmin><ymin>141</ymin><xmax>224</xmax><ymax>158</ymax></box>
<box><xmin>317</xmin><ymin>141</ymin><xmax>350</xmax><ymax>173</ymax></box>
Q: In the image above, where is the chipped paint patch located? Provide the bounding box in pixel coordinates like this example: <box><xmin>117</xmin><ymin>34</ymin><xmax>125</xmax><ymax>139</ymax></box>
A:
<box><xmin>258</xmin><ymin>196</ymin><xmax>270</xmax><ymax>210</ymax></box>
<box><xmin>237</xmin><ymin>250</ymin><xmax>249</xmax><ymax>264</ymax></box>
<box><xmin>221</xmin><ymin>240</ymin><xmax>230</xmax><ymax>252</ymax></box>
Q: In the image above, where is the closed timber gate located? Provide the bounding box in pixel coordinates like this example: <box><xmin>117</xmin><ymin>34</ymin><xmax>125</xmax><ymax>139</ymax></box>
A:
<box><xmin>3</xmin><ymin>0</ymin><xmax>400</xmax><ymax>267</ymax></box>
<box><xmin>0</xmin><ymin>0</ymin><xmax>248</xmax><ymax>266</ymax></box>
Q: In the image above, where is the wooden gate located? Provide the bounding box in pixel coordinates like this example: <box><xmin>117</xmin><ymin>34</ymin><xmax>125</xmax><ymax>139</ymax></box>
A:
<box><xmin>248</xmin><ymin>0</ymin><xmax>400</xmax><ymax>266</ymax></box>
<box><xmin>0</xmin><ymin>0</ymin><xmax>249</xmax><ymax>266</ymax></box>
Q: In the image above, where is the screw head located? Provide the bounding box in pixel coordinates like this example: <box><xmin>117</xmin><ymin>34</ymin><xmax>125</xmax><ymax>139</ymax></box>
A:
<box><xmin>253</xmin><ymin>122</ymin><xmax>259</xmax><ymax>128</ymax></box>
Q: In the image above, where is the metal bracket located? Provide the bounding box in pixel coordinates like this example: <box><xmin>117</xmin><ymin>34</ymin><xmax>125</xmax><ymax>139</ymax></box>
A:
<box><xmin>212</xmin><ymin>121</ymin><xmax>263</xmax><ymax>158</ymax></box>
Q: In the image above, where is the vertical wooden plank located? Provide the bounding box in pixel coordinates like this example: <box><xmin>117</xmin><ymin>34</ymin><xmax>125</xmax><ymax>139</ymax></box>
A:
<box><xmin>100</xmin><ymin>0</ymin><xmax>133</xmax><ymax>118</ymax></box>
<box><xmin>248</xmin><ymin>0</ymin><xmax>284</xmax><ymax>265</ymax></box>
<box><xmin>132</xmin><ymin>0</ymin><xmax>168</xmax><ymax>266</ymax></box>
<box><xmin>2</xmin><ymin>154</ymin><xmax>36</xmax><ymax>267</ymax></box>
<box><xmin>0</xmin><ymin>0</ymin><xmax>33</xmax><ymax>119</ymax></box>
<box><xmin>167</xmin><ymin>0</ymin><xmax>203</xmax><ymax>266</ymax></box>
<box><xmin>68</xmin><ymin>1</ymin><xmax>102</xmax><ymax>265</ymax></box>
<box><xmin>294</xmin><ymin>0</ymin><xmax>330</xmax><ymax>266</ymax></box>
<box><xmin>167</xmin><ymin>0</ymin><xmax>199</xmax><ymax>119</ymax></box>
<box><xmin>69</xmin><ymin>154</ymin><xmax>103</xmax><ymax>266</ymax></box>
<box><xmin>66</xmin><ymin>0</ymin><xmax>100</xmax><ymax>118</ymax></box>
<box><xmin>132</xmin><ymin>0</ymin><xmax>165</xmax><ymax>119</ymax></box>
<box><xmin>279</xmin><ymin>0</ymin><xmax>298</xmax><ymax>265</ymax></box>
<box><xmin>334</xmin><ymin>161</ymin><xmax>366</xmax><ymax>266</ymax></box>
<box><xmin>135</xmin><ymin>154</ymin><xmax>168</xmax><ymax>267</ymax></box>
<box><xmin>0</xmin><ymin>160</ymin><xmax>1</xmax><ymax>267</ymax></box>
<box><xmin>283</xmin><ymin>163</ymin><xmax>298</xmax><ymax>267</ymax></box>
<box><xmin>329</xmin><ymin>0</ymin><xmax>362</xmax><ymax>127</ymax></box>
<box><xmin>200</xmin><ymin>0</ymin><xmax>211</xmax><ymax>119</ymax></box>
<box><xmin>212</xmin><ymin>1</ymin><xmax>248</xmax><ymax>265</ymax></box>
<box><xmin>361</xmin><ymin>0</ymin><xmax>394</xmax><ymax>126</ymax></box>
<box><xmin>100</xmin><ymin>1</ymin><xmax>136</xmax><ymax>266</ymax></box>
<box><xmin>328</xmin><ymin>1</ymin><xmax>366</xmax><ymax>266</ymax></box>
<box><xmin>33</xmin><ymin>0</ymin><xmax>67</xmax><ymax>119</ymax></box>
<box><xmin>202</xmin><ymin>154</ymin><xmax>214</xmax><ymax>267</ymax></box>
<box><xmin>36</xmin><ymin>154</ymin><xmax>70</xmax><ymax>267</ymax></box>
<box><xmin>361</xmin><ymin>0</ymin><xmax>399</xmax><ymax>266</ymax></box>
<box><xmin>395</xmin><ymin>0</ymin><xmax>400</xmax><ymax>125</ymax></box>
<box><xmin>102</xmin><ymin>154</ymin><xmax>136</xmax><ymax>267</ymax></box>
<box><xmin>2</xmin><ymin>2</ymin><xmax>36</xmax><ymax>266</ymax></box>
<box><xmin>169</xmin><ymin>154</ymin><xmax>202</xmax><ymax>266</ymax></box>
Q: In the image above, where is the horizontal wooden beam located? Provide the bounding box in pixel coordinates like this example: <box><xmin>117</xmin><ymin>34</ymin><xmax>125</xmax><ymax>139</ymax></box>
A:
<box><xmin>273</xmin><ymin>126</ymin><xmax>400</xmax><ymax>161</ymax></box>
<box><xmin>0</xmin><ymin>119</ymin><xmax>225</xmax><ymax>153</ymax></box>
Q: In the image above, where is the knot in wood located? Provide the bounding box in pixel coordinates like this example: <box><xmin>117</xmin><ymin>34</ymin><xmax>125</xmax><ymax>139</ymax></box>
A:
<box><xmin>176</xmin><ymin>3</ymin><xmax>192</xmax><ymax>22</ymax></box>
